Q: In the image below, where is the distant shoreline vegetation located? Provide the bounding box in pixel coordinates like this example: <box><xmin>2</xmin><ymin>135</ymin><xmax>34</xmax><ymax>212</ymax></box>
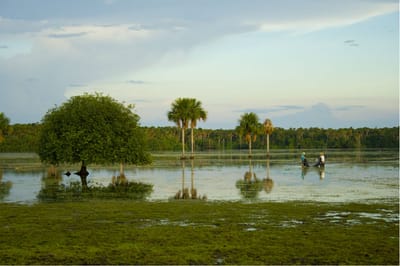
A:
<box><xmin>0</xmin><ymin>124</ymin><xmax>398</xmax><ymax>153</ymax></box>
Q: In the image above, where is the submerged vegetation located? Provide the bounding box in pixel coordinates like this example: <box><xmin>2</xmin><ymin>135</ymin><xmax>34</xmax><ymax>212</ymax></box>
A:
<box><xmin>0</xmin><ymin>200</ymin><xmax>398</xmax><ymax>265</ymax></box>
<box><xmin>37</xmin><ymin>175</ymin><xmax>153</xmax><ymax>202</ymax></box>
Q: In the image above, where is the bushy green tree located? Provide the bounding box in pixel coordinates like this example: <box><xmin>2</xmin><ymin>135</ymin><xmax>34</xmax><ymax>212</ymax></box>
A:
<box><xmin>0</xmin><ymin>112</ymin><xmax>10</xmax><ymax>143</ymax></box>
<box><xmin>38</xmin><ymin>93</ymin><xmax>151</xmax><ymax>187</ymax></box>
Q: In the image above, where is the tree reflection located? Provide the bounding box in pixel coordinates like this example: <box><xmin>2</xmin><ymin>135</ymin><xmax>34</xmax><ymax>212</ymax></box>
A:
<box><xmin>174</xmin><ymin>160</ymin><xmax>206</xmax><ymax>200</ymax></box>
<box><xmin>236</xmin><ymin>159</ymin><xmax>263</xmax><ymax>199</ymax></box>
<box><xmin>0</xmin><ymin>169</ymin><xmax>12</xmax><ymax>200</ymax></box>
<box><xmin>263</xmin><ymin>158</ymin><xmax>274</xmax><ymax>194</ymax></box>
<box><xmin>37</xmin><ymin>167</ymin><xmax>64</xmax><ymax>201</ymax></box>
<box><xmin>37</xmin><ymin>167</ymin><xmax>153</xmax><ymax>201</ymax></box>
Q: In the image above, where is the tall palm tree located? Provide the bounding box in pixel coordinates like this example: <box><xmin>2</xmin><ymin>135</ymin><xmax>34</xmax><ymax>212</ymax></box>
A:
<box><xmin>263</xmin><ymin>118</ymin><xmax>274</xmax><ymax>158</ymax></box>
<box><xmin>237</xmin><ymin>112</ymin><xmax>261</xmax><ymax>158</ymax></box>
<box><xmin>167</xmin><ymin>98</ymin><xmax>192</xmax><ymax>159</ymax></box>
<box><xmin>189</xmin><ymin>99</ymin><xmax>207</xmax><ymax>159</ymax></box>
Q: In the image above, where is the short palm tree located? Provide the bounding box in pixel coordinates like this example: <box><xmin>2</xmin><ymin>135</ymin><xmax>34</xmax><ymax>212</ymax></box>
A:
<box><xmin>263</xmin><ymin>118</ymin><xmax>274</xmax><ymax>158</ymax></box>
<box><xmin>189</xmin><ymin>99</ymin><xmax>207</xmax><ymax>158</ymax></box>
<box><xmin>167</xmin><ymin>98</ymin><xmax>192</xmax><ymax>159</ymax></box>
<box><xmin>237</xmin><ymin>112</ymin><xmax>261</xmax><ymax>158</ymax></box>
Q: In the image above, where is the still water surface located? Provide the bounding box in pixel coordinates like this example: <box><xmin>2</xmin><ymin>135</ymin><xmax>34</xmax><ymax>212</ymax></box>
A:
<box><xmin>0</xmin><ymin>150</ymin><xmax>398</xmax><ymax>204</ymax></box>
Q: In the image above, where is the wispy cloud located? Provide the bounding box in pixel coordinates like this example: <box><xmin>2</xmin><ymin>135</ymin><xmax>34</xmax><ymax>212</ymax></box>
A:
<box><xmin>344</xmin><ymin>39</ymin><xmax>360</xmax><ymax>47</ymax></box>
<box><xmin>48</xmin><ymin>32</ymin><xmax>88</xmax><ymax>38</ymax></box>
<box><xmin>126</xmin><ymin>80</ymin><xmax>146</xmax><ymax>84</ymax></box>
<box><xmin>335</xmin><ymin>105</ymin><xmax>365</xmax><ymax>111</ymax></box>
<box><xmin>236</xmin><ymin>105</ymin><xmax>304</xmax><ymax>114</ymax></box>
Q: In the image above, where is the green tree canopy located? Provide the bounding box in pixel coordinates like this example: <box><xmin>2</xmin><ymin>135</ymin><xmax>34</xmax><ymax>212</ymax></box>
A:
<box><xmin>167</xmin><ymin>98</ymin><xmax>193</xmax><ymax>158</ymax></box>
<box><xmin>0</xmin><ymin>112</ymin><xmax>10</xmax><ymax>143</ymax></box>
<box><xmin>237</xmin><ymin>112</ymin><xmax>261</xmax><ymax>157</ymax></box>
<box><xmin>38</xmin><ymin>93</ymin><xmax>151</xmax><ymax>166</ymax></box>
<box><xmin>188</xmin><ymin>98</ymin><xmax>207</xmax><ymax>158</ymax></box>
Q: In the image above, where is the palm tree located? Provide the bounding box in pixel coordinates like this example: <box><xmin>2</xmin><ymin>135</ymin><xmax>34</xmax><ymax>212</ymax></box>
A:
<box><xmin>263</xmin><ymin>118</ymin><xmax>274</xmax><ymax>158</ymax></box>
<box><xmin>167</xmin><ymin>98</ymin><xmax>192</xmax><ymax>159</ymax></box>
<box><xmin>189</xmin><ymin>99</ymin><xmax>207</xmax><ymax>159</ymax></box>
<box><xmin>237</xmin><ymin>112</ymin><xmax>261</xmax><ymax>158</ymax></box>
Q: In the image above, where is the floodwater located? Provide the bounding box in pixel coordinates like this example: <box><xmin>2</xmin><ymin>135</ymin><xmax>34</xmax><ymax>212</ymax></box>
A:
<box><xmin>0</xmin><ymin>149</ymin><xmax>398</xmax><ymax>204</ymax></box>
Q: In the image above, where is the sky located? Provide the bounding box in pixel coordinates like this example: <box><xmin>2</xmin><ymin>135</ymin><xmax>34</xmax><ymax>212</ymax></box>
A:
<box><xmin>0</xmin><ymin>0</ymin><xmax>398</xmax><ymax>129</ymax></box>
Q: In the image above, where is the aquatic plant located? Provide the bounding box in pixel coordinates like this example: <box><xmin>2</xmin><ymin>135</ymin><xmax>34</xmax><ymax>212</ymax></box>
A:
<box><xmin>37</xmin><ymin>177</ymin><xmax>153</xmax><ymax>202</ymax></box>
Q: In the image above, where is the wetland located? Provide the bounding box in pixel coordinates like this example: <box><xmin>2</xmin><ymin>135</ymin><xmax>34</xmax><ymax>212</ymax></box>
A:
<box><xmin>0</xmin><ymin>149</ymin><xmax>398</xmax><ymax>264</ymax></box>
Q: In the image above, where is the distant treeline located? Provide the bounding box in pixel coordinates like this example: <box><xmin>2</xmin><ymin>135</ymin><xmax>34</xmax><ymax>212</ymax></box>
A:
<box><xmin>0</xmin><ymin>123</ymin><xmax>398</xmax><ymax>153</ymax></box>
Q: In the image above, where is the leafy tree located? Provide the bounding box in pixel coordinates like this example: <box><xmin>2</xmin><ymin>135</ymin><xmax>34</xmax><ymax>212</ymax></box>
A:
<box><xmin>237</xmin><ymin>112</ymin><xmax>261</xmax><ymax>157</ymax></box>
<box><xmin>188</xmin><ymin>99</ymin><xmax>207</xmax><ymax>158</ymax></box>
<box><xmin>0</xmin><ymin>112</ymin><xmax>10</xmax><ymax>143</ymax></box>
<box><xmin>167</xmin><ymin>98</ymin><xmax>192</xmax><ymax>159</ymax></box>
<box><xmin>38</xmin><ymin>93</ymin><xmax>151</xmax><ymax>187</ymax></box>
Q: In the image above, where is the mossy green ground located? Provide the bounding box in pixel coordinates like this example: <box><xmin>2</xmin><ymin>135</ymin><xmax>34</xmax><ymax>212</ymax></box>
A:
<box><xmin>0</xmin><ymin>200</ymin><xmax>398</xmax><ymax>265</ymax></box>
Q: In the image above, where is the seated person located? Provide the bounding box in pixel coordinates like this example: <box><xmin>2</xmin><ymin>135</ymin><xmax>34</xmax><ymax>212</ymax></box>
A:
<box><xmin>301</xmin><ymin>152</ymin><xmax>310</xmax><ymax>167</ymax></box>
<box><xmin>314</xmin><ymin>152</ymin><xmax>325</xmax><ymax>167</ymax></box>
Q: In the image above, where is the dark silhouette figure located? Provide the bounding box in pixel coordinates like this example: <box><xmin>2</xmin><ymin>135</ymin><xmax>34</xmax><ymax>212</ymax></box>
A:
<box><xmin>74</xmin><ymin>161</ymin><xmax>89</xmax><ymax>189</ymax></box>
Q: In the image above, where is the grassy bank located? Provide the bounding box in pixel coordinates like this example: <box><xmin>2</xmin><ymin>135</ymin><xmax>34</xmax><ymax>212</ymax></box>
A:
<box><xmin>0</xmin><ymin>200</ymin><xmax>398</xmax><ymax>265</ymax></box>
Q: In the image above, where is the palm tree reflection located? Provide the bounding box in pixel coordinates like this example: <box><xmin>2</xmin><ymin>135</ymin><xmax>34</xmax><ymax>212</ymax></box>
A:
<box><xmin>236</xmin><ymin>159</ymin><xmax>263</xmax><ymax>199</ymax></box>
<box><xmin>263</xmin><ymin>158</ymin><xmax>274</xmax><ymax>194</ymax></box>
<box><xmin>174</xmin><ymin>160</ymin><xmax>207</xmax><ymax>200</ymax></box>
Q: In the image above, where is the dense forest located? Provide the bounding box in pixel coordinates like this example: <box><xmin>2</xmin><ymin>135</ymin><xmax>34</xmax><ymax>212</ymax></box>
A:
<box><xmin>0</xmin><ymin>123</ymin><xmax>398</xmax><ymax>153</ymax></box>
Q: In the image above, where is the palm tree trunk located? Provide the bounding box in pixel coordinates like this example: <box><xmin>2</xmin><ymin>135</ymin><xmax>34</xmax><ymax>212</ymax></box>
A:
<box><xmin>266</xmin><ymin>134</ymin><xmax>270</xmax><ymax>158</ymax></box>
<box><xmin>181</xmin><ymin>127</ymin><xmax>186</xmax><ymax>159</ymax></box>
<box><xmin>190</xmin><ymin>126</ymin><xmax>194</xmax><ymax>159</ymax></box>
<box><xmin>248</xmin><ymin>137</ymin><xmax>252</xmax><ymax>158</ymax></box>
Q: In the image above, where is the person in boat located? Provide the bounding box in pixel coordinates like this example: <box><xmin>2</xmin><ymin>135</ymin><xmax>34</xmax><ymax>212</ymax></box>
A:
<box><xmin>314</xmin><ymin>152</ymin><xmax>325</xmax><ymax>167</ymax></box>
<box><xmin>301</xmin><ymin>152</ymin><xmax>310</xmax><ymax>167</ymax></box>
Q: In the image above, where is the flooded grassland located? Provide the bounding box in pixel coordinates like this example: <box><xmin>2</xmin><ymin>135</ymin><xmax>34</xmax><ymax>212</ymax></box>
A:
<box><xmin>0</xmin><ymin>149</ymin><xmax>398</xmax><ymax>264</ymax></box>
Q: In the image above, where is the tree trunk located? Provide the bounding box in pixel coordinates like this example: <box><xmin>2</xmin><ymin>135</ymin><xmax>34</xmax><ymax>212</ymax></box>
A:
<box><xmin>181</xmin><ymin>127</ymin><xmax>186</xmax><ymax>159</ymax></box>
<box><xmin>75</xmin><ymin>160</ymin><xmax>89</xmax><ymax>190</ymax></box>
<box><xmin>266</xmin><ymin>134</ymin><xmax>270</xmax><ymax>158</ymax></box>
<box><xmin>190</xmin><ymin>126</ymin><xmax>194</xmax><ymax>159</ymax></box>
<box><xmin>119</xmin><ymin>162</ymin><xmax>125</xmax><ymax>177</ymax></box>
<box><xmin>248</xmin><ymin>137</ymin><xmax>252</xmax><ymax>158</ymax></box>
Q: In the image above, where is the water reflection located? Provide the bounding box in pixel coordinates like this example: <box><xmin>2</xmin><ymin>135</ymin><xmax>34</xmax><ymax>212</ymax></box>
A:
<box><xmin>236</xmin><ymin>159</ymin><xmax>263</xmax><ymax>199</ymax></box>
<box><xmin>37</xmin><ymin>167</ymin><xmax>153</xmax><ymax>202</ymax></box>
<box><xmin>37</xmin><ymin>167</ymin><xmax>67</xmax><ymax>201</ymax></box>
<box><xmin>0</xmin><ymin>169</ymin><xmax>12</xmax><ymax>200</ymax></box>
<box><xmin>174</xmin><ymin>160</ymin><xmax>207</xmax><ymax>200</ymax></box>
<box><xmin>301</xmin><ymin>166</ymin><xmax>326</xmax><ymax>180</ymax></box>
<box><xmin>263</xmin><ymin>158</ymin><xmax>274</xmax><ymax>194</ymax></box>
<box><xmin>1</xmin><ymin>149</ymin><xmax>398</xmax><ymax>203</ymax></box>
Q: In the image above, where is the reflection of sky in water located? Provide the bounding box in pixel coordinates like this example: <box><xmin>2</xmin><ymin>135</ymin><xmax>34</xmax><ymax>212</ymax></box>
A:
<box><xmin>0</xmin><ymin>150</ymin><xmax>399</xmax><ymax>202</ymax></box>
<box><xmin>1</xmin><ymin>158</ymin><xmax>398</xmax><ymax>204</ymax></box>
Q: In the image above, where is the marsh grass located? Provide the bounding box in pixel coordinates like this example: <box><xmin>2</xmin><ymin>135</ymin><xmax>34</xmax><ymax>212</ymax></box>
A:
<box><xmin>0</xmin><ymin>200</ymin><xmax>398</xmax><ymax>265</ymax></box>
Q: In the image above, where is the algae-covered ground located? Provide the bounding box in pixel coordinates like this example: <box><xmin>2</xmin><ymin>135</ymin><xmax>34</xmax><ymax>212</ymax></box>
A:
<box><xmin>0</xmin><ymin>200</ymin><xmax>398</xmax><ymax>265</ymax></box>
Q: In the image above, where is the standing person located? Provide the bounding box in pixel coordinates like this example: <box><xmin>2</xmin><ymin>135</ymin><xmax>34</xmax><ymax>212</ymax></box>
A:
<box><xmin>301</xmin><ymin>152</ymin><xmax>309</xmax><ymax>167</ymax></box>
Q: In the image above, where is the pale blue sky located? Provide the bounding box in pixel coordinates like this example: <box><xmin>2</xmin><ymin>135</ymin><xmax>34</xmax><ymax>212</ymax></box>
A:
<box><xmin>0</xmin><ymin>0</ymin><xmax>398</xmax><ymax>129</ymax></box>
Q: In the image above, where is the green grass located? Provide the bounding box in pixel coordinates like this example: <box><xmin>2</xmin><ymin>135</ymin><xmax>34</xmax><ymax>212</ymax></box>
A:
<box><xmin>0</xmin><ymin>200</ymin><xmax>398</xmax><ymax>265</ymax></box>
